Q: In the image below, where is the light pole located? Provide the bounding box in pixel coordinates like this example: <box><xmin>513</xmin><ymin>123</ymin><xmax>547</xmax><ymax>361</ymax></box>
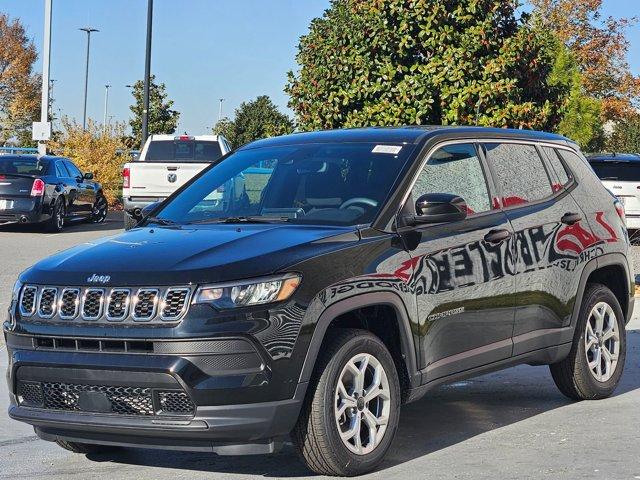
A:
<box><xmin>103</xmin><ymin>83</ymin><xmax>111</xmax><ymax>129</ymax></box>
<box><xmin>141</xmin><ymin>0</ymin><xmax>154</xmax><ymax>148</ymax></box>
<box><xmin>48</xmin><ymin>79</ymin><xmax>56</xmax><ymax>120</ymax></box>
<box><xmin>218</xmin><ymin>98</ymin><xmax>224</xmax><ymax>122</ymax></box>
<box><xmin>79</xmin><ymin>27</ymin><xmax>99</xmax><ymax>130</ymax></box>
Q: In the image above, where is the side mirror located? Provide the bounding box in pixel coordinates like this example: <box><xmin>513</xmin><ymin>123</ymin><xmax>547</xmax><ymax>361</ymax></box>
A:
<box><xmin>406</xmin><ymin>193</ymin><xmax>467</xmax><ymax>225</ymax></box>
<box><xmin>83</xmin><ymin>172</ymin><xmax>94</xmax><ymax>180</ymax></box>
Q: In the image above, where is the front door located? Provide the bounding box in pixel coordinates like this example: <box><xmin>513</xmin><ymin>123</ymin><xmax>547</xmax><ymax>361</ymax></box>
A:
<box><xmin>400</xmin><ymin>142</ymin><xmax>516</xmax><ymax>382</ymax></box>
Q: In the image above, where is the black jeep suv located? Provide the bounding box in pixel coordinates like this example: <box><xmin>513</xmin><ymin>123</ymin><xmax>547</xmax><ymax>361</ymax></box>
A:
<box><xmin>4</xmin><ymin>127</ymin><xmax>633</xmax><ymax>476</ymax></box>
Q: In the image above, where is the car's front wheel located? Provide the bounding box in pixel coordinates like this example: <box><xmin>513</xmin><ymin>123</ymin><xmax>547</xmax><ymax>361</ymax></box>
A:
<box><xmin>550</xmin><ymin>283</ymin><xmax>626</xmax><ymax>400</ymax></box>
<box><xmin>293</xmin><ymin>329</ymin><xmax>400</xmax><ymax>476</ymax></box>
<box><xmin>91</xmin><ymin>193</ymin><xmax>108</xmax><ymax>223</ymax></box>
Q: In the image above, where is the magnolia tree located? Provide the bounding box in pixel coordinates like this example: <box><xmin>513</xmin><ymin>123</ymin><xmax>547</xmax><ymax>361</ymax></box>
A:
<box><xmin>286</xmin><ymin>0</ymin><xmax>571</xmax><ymax>132</ymax></box>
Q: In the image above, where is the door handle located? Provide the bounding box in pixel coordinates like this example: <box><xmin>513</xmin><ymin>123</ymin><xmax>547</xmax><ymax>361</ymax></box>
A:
<box><xmin>484</xmin><ymin>229</ymin><xmax>512</xmax><ymax>244</ymax></box>
<box><xmin>561</xmin><ymin>212</ymin><xmax>582</xmax><ymax>225</ymax></box>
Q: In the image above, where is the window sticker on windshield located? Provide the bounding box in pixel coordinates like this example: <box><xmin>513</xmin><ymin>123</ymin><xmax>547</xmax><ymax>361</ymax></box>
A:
<box><xmin>372</xmin><ymin>145</ymin><xmax>402</xmax><ymax>155</ymax></box>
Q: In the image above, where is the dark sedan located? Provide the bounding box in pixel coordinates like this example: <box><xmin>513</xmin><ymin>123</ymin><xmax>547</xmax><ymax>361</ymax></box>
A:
<box><xmin>0</xmin><ymin>155</ymin><xmax>107</xmax><ymax>232</ymax></box>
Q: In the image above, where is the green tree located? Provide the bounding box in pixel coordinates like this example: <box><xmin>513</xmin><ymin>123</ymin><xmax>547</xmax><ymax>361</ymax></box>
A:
<box><xmin>212</xmin><ymin>95</ymin><xmax>294</xmax><ymax>148</ymax></box>
<box><xmin>128</xmin><ymin>75</ymin><xmax>180</xmax><ymax>145</ymax></box>
<box><xmin>286</xmin><ymin>0</ymin><xmax>571</xmax><ymax>132</ymax></box>
<box><xmin>547</xmin><ymin>40</ymin><xmax>603</xmax><ymax>150</ymax></box>
<box><xmin>0</xmin><ymin>14</ymin><xmax>40</xmax><ymax>145</ymax></box>
<box><xmin>606</xmin><ymin>115</ymin><xmax>640</xmax><ymax>154</ymax></box>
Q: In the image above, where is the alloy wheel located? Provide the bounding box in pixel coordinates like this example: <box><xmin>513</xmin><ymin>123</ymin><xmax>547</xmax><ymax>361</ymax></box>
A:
<box><xmin>334</xmin><ymin>353</ymin><xmax>391</xmax><ymax>455</ymax></box>
<box><xmin>93</xmin><ymin>196</ymin><xmax>107</xmax><ymax>223</ymax></box>
<box><xmin>585</xmin><ymin>301</ymin><xmax>620</xmax><ymax>382</ymax></box>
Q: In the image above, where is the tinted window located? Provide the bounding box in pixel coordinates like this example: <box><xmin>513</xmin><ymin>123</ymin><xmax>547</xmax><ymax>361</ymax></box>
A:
<box><xmin>155</xmin><ymin>142</ymin><xmax>414</xmax><ymax>226</ymax></box>
<box><xmin>145</xmin><ymin>140</ymin><xmax>223</xmax><ymax>163</ymax></box>
<box><xmin>588</xmin><ymin>161</ymin><xmax>640</xmax><ymax>181</ymax></box>
<box><xmin>55</xmin><ymin>161</ymin><xmax>70</xmax><ymax>178</ymax></box>
<box><xmin>412</xmin><ymin>144</ymin><xmax>491</xmax><ymax>215</ymax></box>
<box><xmin>0</xmin><ymin>157</ymin><xmax>47</xmax><ymax>175</ymax></box>
<box><xmin>540</xmin><ymin>147</ymin><xmax>571</xmax><ymax>190</ymax></box>
<box><xmin>64</xmin><ymin>160</ymin><xmax>82</xmax><ymax>178</ymax></box>
<box><xmin>485</xmin><ymin>143</ymin><xmax>553</xmax><ymax>207</ymax></box>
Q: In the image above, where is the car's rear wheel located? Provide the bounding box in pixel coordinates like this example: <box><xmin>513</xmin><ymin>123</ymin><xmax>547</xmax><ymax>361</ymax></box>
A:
<box><xmin>91</xmin><ymin>193</ymin><xmax>108</xmax><ymax>223</ymax></box>
<box><xmin>55</xmin><ymin>440</ymin><xmax>117</xmax><ymax>454</ymax></box>
<box><xmin>550</xmin><ymin>283</ymin><xmax>626</xmax><ymax>400</ymax></box>
<box><xmin>292</xmin><ymin>329</ymin><xmax>400</xmax><ymax>476</ymax></box>
<box><xmin>45</xmin><ymin>198</ymin><xmax>65</xmax><ymax>233</ymax></box>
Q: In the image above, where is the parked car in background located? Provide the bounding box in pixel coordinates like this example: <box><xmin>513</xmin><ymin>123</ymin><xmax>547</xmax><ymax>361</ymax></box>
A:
<box><xmin>5</xmin><ymin>127</ymin><xmax>633</xmax><ymax>476</ymax></box>
<box><xmin>0</xmin><ymin>155</ymin><xmax>107</xmax><ymax>232</ymax></box>
<box><xmin>122</xmin><ymin>134</ymin><xmax>231</xmax><ymax>229</ymax></box>
<box><xmin>587</xmin><ymin>153</ymin><xmax>640</xmax><ymax>232</ymax></box>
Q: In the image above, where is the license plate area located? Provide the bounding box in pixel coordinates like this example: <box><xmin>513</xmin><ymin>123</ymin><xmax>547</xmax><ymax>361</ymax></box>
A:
<box><xmin>0</xmin><ymin>199</ymin><xmax>14</xmax><ymax>210</ymax></box>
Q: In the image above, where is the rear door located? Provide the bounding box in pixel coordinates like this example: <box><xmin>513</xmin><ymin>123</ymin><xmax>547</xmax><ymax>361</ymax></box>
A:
<box><xmin>132</xmin><ymin>139</ymin><xmax>223</xmax><ymax>198</ymax></box>
<box><xmin>403</xmin><ymin>142</ymin><xmax>516</xmax><ymax>380</ymax></box>
<box><xmin>483</xmin><ymin>142</ymin><xmax>587</xmax><ymax>355</ymax></box>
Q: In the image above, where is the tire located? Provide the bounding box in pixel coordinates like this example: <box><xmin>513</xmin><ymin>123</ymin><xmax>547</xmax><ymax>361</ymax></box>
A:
<box><xmin>292</xmin><ymin>329</ymin><xmax>401</xmax><ymax>476</ymax></box>
<box><xmin>550</xmin><ymin>283</ymin><xmax>626</xmax><ymax>400</ymax></box>
<box><xmin>91</xmin><ymin>193</ymin><xmax>108</xmax><ymax>223</ymax></box>
<box><xmin>45</xmin><ymin>198</ymin><xmax>65</xmax><ymax>233</ymax></box>
<box><xmin>55</xmin><ymin>440</ymin><xmax>116</xmax><ymax>454</ymax></box>
<box><xmin>124</xmin><ymin>212</ymin><xmax>138</xmax><ymax>230</ymax></box>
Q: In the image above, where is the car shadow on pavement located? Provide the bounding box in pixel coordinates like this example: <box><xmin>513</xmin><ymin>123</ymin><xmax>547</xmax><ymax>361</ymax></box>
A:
<box><xmin>85</xmin><ymin>331</ymin><xmax>640</xmax><ymax>477</ymax></box>
<box><xmin>0</xmin><ymin>212</ymin><xmax>122</xmax><ymax>235</ymax></box>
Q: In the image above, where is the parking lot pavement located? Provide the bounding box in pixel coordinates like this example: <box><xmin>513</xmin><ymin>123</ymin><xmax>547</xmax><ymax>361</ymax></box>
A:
<box><xmin>0</xmin><ymin>219</ymin><xmax>639</xmax><ymax>479</ymax></box>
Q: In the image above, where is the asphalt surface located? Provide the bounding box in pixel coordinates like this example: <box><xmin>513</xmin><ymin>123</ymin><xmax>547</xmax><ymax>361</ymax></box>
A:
<box><xmin>1</xmin><ymin>214</ymin><xmax>639</xmax><ymax>479</ymax></box>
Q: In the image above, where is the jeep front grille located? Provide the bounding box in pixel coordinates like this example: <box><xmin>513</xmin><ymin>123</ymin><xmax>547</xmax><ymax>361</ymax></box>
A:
<box><xmin>18</xmin><ymin>285</ymin><xmax>192</xmax><ymax>324</ymax></box>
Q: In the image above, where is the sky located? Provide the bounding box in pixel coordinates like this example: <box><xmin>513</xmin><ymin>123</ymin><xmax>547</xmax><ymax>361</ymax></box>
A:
<box><xmin>2</xmin><ymin>0</ymin><xmax>639</xmax><ymax>135</ymax></box>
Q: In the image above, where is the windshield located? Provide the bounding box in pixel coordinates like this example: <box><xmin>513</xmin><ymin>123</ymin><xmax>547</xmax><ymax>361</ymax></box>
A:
<box><xmin>153</xmin><ymin>142</ymin><xmax>414</xmax><ymax>226</ymax></box>
<box><xmin>143</xmin><ymin>140</ymin><xmax>223</xmax><ymax>163</ymax></box>
<box><xmin>0</xmin><ymin>157</ymin><xmax>47</xmax><ymax>175</ymax></box>
<box><xmin>590</xmin><ymin>161</ymin><xmax>640</xmax><ymax>181</ymax></box>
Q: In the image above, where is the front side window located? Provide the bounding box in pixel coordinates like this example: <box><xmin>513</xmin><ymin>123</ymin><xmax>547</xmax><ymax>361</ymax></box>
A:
<box><xmin>412</xmin><ymin>143</ymin><xmax>491</xmax><ymax>216</ymax></box>
<box><xmin>484</xmin><ymin>143</ymin><xmax>553</xmax><ymax>207</ymax></box>
<box><xmin>154</xmin><ymin>142</ymin><xmax>414</xmax><ymax>226</ymax></box>
<box><xmin>64</xmin><ymin>160</ymin><xmax>82</xmax><ymax>178</ymax></box>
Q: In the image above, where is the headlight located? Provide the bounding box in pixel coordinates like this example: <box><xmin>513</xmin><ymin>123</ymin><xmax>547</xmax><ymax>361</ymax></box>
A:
<box><xmin>193</xmin><ymin>274</ymin><xmax>301</xmax><ymax>309</ymax></box>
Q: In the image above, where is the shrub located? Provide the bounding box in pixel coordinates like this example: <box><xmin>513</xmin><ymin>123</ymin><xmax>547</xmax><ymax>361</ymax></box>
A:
<box><xmin>49</xmin><ymin>118</ymin><xmax>130</xmax><ymax>206</ymax></box>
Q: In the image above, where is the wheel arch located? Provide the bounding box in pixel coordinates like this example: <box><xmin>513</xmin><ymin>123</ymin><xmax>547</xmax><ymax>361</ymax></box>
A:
<box><xmin>573</xmin><ymin>253</ymin><xmax>634</xmax><ymax>327</ymax></box>
<box><xmin>298</xmin><ymin>292</ymin><xmax>420</xmax><ymax>399</ymax></box>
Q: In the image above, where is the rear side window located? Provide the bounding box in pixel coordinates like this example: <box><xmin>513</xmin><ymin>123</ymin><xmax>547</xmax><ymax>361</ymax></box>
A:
<box><xmin>484</xmin><ymin>143</ymin><xmax>553</xmax><ymax>207</ymax></box>
<box><xmin>541</xmin><ymin>147</ymin><xmax>571</xmax><ymax>190</ymax></box>
<box><xmin>145</xmin><ymin>140</ymin><xmax>223</xmax><ymax>163</ymax></box>
<box><xmin>412</xmin><ymin>143</ymin><xmax>492</xmax><ymax>215</ymax></box>
<box><xmin>55</xmin><ymin>161</ymin><xmax>69</xmax><ymax>177</ymax></box>
<box><xmin>587</xmin><ymin>160</ymin><xmax>640</xmax><ymax>181</ymax></box>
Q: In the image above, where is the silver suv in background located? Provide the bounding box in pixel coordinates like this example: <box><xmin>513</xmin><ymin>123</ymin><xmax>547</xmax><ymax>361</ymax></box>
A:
<box><xmin>122</xmin><ymin>134</ymin><xmax>231</xmax><ymax>229</ymax></box>
<box><xmin>588</xmin><ymin>153</ymin><xmax>640</xmax><ymax>234</ymax></box>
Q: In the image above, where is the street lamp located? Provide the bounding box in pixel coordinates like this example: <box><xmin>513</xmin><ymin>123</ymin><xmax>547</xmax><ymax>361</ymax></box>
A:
<box><xmin>141</xmin><ymin>0</ymin><xmax>154</xmax><ymax>148</ymax></box>
<box><xmin>79</xmin><ymin>27</ymin><xmax>99</xmax><ymax>130</ymax></box>
<box><xmin>103</xmin><ymin>84</ymin><xmax>111</xmax><ymax>130</ymax></box>
<box><xmin>218</xmin><ymin>98</ymin><xmax>224</xmax><ymax>122</ymax></box>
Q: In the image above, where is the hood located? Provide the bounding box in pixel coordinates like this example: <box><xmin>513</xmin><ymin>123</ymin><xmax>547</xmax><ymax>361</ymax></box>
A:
<box><xmin>22</xmin><ymin>224</ymin><xmax>360</xmax><ymax>286</ymax></box>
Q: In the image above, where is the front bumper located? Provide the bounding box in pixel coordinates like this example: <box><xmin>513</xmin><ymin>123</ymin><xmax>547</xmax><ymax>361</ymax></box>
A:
<box><xmin>5</xmin><ymin>331</ymin><xmax>306</xmax><ymax>452</ymax></box>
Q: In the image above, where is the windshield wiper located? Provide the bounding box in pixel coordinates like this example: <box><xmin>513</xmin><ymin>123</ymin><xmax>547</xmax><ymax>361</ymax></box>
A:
<box><xmin>190</xmin><ymin>216</ymin><xmax>291</xmax><ymax>225</ymax></box>
<box><xmin>145</xmin><ymin>216</ymin><xmax>179</xmax><ymax>226</ymax></box>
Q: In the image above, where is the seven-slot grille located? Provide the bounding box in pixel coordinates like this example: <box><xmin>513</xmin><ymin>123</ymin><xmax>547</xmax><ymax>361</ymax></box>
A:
<box><xmin>19</xmin><ymin>285</ymin><xmax>192</xmax><ymax>324</ymax></box>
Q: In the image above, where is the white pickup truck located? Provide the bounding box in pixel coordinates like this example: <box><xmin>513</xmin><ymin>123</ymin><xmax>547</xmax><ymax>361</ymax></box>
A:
<box><xmin>122</xmin><ymin>134</ymin><xmax>231</xmax><ymax>229</ymax></box>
